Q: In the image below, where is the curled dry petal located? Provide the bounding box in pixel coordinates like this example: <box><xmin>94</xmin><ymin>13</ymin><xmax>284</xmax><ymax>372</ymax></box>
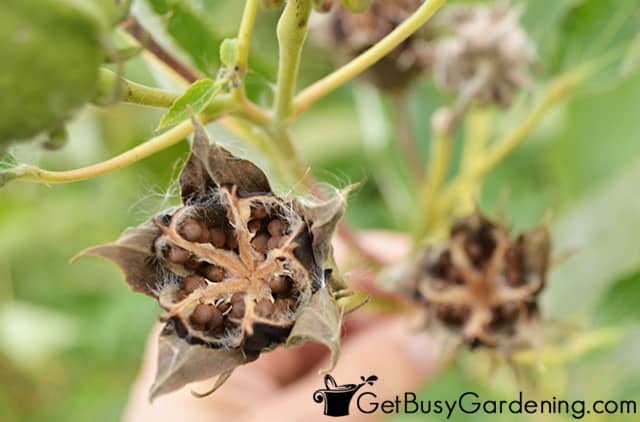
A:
<box><xmin>76</xmin><ymin>116</ymin><xmax>348</xmax><ymax>399</ymax></box>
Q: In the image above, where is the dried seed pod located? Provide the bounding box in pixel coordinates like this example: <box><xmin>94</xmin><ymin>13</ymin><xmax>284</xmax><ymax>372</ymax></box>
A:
<box><xmin>312</xmin><ymin>0</ymin><xmax>437</xmax><ymax>92</ymax></box>
<box><xmin>77</xmin><ymin>116</ymin><xmax>350</xmax><ymax>400</ymax></box>
<box><xmin>432</xmin><ymin>1</ymin><xmax>537</xmax><ymax>107</ymax></box>
<box><xmin>401</xmin><ymin>213</ymin><xmax>550</xmax><ymax>351</ymax></box>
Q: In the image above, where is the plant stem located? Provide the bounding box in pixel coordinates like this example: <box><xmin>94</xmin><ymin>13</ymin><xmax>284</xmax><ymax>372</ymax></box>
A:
<box><xmin>122</xmin><ymin>17</ymin><xmax>202</xmax><ymax>83</ymax></box>
<box><xmin>292</xmin><ymin>0</ymin><xmax>447</xmax><ymax>117</ymax></box>
<box><xmin>94</xmin><ymin>68</ymin><xmax>179</xmax><ymax>107</ymax></box>
<box><xmin>421</xmin><ymin>69</ymin><xmax>586</xmax><ymax>238</ymax></box>
<box><xmin>273</xmin><ymin>0</ymin><xmax>312</xmax><ymax>128</ymax></box>
<box><xmin>236</xmin><ymin>0</ymin><xmax>259</xmax><ymax>76</ymax></box>
<box><xmin>2</xmin><ymin>99</ymin><xmax>238</xmax><ymax>186</ymax></box>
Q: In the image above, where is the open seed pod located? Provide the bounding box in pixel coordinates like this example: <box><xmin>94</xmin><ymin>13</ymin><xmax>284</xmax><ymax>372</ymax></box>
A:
<box><xmin>76</xmin><ymin>117</ymin><xmax>349</xmax><ymax>400</ymax></box>
<box><xmin>312</xmin><ymin>0</ymin><xmax>436</xmax><ymax>92</ymax></box>
<box><xmin>402</xmin><ymin>213</ymin><xmax>550</xmax><ymax>351</ymax></box>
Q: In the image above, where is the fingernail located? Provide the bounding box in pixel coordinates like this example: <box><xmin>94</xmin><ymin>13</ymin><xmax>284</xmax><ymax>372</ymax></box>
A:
<box><xmin>405</xmin><ymin>333</ymin><xmax>438</xmax><ymax>376</ymax></box>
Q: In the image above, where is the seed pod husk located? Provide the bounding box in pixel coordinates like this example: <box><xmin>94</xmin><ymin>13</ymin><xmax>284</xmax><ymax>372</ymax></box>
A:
<box><xmin>75</xmin><ymin>116</ymin><xmax>350</xmax><ymax>400</ymax></box>
<box><xmin>399</xmin><ymin>213</ymin><xmax>550</xmax><ymax>351</ymax></box>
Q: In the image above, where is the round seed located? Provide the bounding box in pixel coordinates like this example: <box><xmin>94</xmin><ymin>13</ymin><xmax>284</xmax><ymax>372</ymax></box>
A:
<box><xmin>210</xmin><ymin>228</ymin><xmax>226</xmax><ymax>248</ymax></box>
<box><xmin>190</xmin><ymin>304</ymin><xmax>216</xmax><ymax>328</ymax></box>
<box><xmin>201</xmin><ymin>264</ymin><xmax>225</xmax><ymax>282</ymax></box>
<box><xmin>230</xmin><ymin>293</ymin><xmax>246</xmax><ymax>318</ymax></box>
<box><xmin>255</xmin><ymin>298</ymin><xmax>275</xmax><ymax>317</ymax></box>
<box><xmin>267</xmin><ymin>236</ymin><xmax>281</xmax><ymax>250</ymax></box>
<box><xmin>251</xmin><ymin>234</ymin><xmax>268</xmax><ymax>253</ymax></box>
<box><xmin>269</xmin><ymin>275</ymin><xmax>291</xmax><ymax>296</ymax></box>
<box><xmin>207</xmin><ymin>307</ymin><xmax>224</xmax><ymax>330</ymax></box>
<box><xmin>247</xmin><ymin>219</ymin><xmax>263</xmax><ymax>233</ymax></box>
<box><xmin>183</xmin><ymin>275</ymin><xmax>206</xmax><ymax>293</ymax></box>
<box><xmin>179</xmin><ymin>218</ymin><xmax>204</xmax><ymax>242</ymax></box>
<box><xmin>167</xmin><ymin>244</ymin><xmax>190</xmax><ymax>264</ymax></box>
<box><xmin>267</xmin><ymin>219</ymin><xmax>285</xmax><ymax>236</ymax></box>
<box><xmin>251</xmin><ymin>206</ymin><xmax>268</xmax><ymax>219</ymax></box>
<box><xmin>226</xmin><ymin>231</ymin><xmax>239</xmax><ymax>249</ymax></box>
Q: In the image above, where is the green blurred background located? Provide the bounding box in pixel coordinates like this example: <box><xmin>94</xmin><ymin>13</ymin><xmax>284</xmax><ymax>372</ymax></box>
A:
<box><xmin>1</xmin><ymin>0</ymin><xmax>639</xmax><ymax>420</ymax></box>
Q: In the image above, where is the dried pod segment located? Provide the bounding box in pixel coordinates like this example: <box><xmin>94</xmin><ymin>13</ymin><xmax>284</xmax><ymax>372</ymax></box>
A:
<box><xmin>77</xmin><ymin>117</ymin><xmax>349</xmax><ymax>400</ymax></box>
<box><xmin>406</xmin><ymin>213</ymin><xmax>550</xmax><ymax>350</ymax></box>
<box><xmin>313</xmin><ymin>0</ymin><xmax>436</xmax><ymax>92</ymax></box>
<box><xmin>432</xmin><ymin>1</ymin><xmax>537</xmax><ymax>107</ymax></box>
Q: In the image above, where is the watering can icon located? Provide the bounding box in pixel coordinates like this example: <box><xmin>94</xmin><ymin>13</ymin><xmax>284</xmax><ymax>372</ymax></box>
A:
<box><xmin>313</xmin><ymin>374</ymin><xmax>378</xmax><ymax>417</ymax></box>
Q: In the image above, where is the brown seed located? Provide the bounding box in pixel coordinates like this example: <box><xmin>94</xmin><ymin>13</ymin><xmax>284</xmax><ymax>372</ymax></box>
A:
<box><xmin>269</xmin><ymin>275</ymin><xmax>291</xmax><ymax>296</ymax></box>
<box><xmin>207</xmin><ymin>307</ymin><xmax>224</xmax><ymax>330</ymax></box>
<box><xmin>230</xmin><ymin>293</ymin><xmax>246</xmax><ymax>318</ymax></box>
<box><xmin>184</xmin><ymin>257</ymin><xmax>201</xmax><ymax>271</ymax></box>
<box><xmin>251</xmin><ymin>234</ymin><xmax>268</xmax><ymax>253</ymax></box>
<box><xmin>247</xmin><ymin>219</ymin><xmax>263</xmax><ymax>233</ymax></box>
<box><xmin>274</xmin><ymin>297</ymin><xmax>295</xmax><ymax>313</ymax></box>
<box><xmin>267</xmin><ymin>236</ymin><xmax>281</xmax><ymax>250</ymax></box>
<box><xmin>251</xmin><ymin>206</ymin><xmax>268</xmax><ymax>219</ymax></box>
<box><xmin>226</xmin><ymin>231</ymin><xmax>239</xmax><ymax>249</ymax></box>
<box><xmin>209</xmin><ymin>227</ymin><xmax>226</xmax><ymax>248</ymax></box>
<box><xmin>166</xmin><ymin>244</ymin><xmax>190</xmax><ymax>264</ymax></box>
<box><xmin>267</xmin><ymin>219</ymin><xmax>285</xmax><ymax>236</ymax></box>
<box><xmin>201</xmin><ymin>264</ymin><xmax>225</xmax><ymax>282</ymax></box>
<box><xmin>183</xmin><ymin>275</ymin><xmax>206</xmax><ymax>293</ymax></box>
<box><xmin>190</xmin><ymin>304</ymin><xmax>216</xmax><ymax>328</ymax></box>
<box><xmin>179</xmin><ymin>218</ymin><xmax>201</xmax><ymax>241</ymax></box>
<box><xmin>255</xmin><ymin>298</ymin><xmax>275</xmax><ymax>317</ymax></box>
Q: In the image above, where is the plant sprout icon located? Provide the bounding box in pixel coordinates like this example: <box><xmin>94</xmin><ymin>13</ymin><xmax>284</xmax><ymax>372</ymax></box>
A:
<box><xmin>313</xmin><ymin>374</ymin><xmax>378</xmax><ymax>417</ymax></box>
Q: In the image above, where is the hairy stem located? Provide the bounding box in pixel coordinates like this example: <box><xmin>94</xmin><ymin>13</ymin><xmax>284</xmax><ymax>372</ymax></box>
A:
<box><xmin>292</xmin><ymin>0</ymin><xmax>447</xmax><ymax>117</ymax></box>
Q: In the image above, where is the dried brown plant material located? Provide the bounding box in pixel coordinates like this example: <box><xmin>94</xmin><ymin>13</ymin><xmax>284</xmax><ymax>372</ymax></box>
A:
<box><xmin>402</xmin><ymin>213</ymin><xmax>550</xmax><ymax>351</ymax></box>
<box><xmin>432</xmin><ymin>1</ymin><xmax>537</xmax><ymax>107</ymax></box>
<box><xmin>313</xmin><ymin>0</ymin><xmax>436</xmax><ymax>91</ymax></box>
<box><xmin>76</xmin><ymin>116</ymin><xmax>350</xmax><ymax>400</ymax></box>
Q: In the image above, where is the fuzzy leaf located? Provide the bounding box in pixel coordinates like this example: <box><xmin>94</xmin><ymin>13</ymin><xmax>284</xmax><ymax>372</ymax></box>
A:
<box><xmin>179</xmin><ymin>116</ymin><xmax>271</xmax><ymax>202</ymax></box>
<box><xmin>287</xmin><ymin>286</ymin><xmax>342</xmax><ymax>372</ymax></box>
<box><xmin>73</xmin><ymin>220</ymin><xmax>161</xmax><ymax>297</ymax></box>
<box><xmin>150</xmin><ymin>323</ymin><xmax>256</xmax><ymax>401</ymax></box>
<box><xmin>158</xmin><ymin>79</ymin><xmax>221</xmax><ymax>130</ymax></box>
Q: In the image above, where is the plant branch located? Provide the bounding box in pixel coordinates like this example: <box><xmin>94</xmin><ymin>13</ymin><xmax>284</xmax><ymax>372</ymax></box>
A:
<box><xmin>94</xmin><ymin>68</ymin><xmax>180</xmax><ymax>107</ymax></box>
<box><xmin>1</xmin><ymin>99</ymin><xmax>239</xmax><ymax>187</ymax></box>
<box><xmin>122</xmin><ymin>16</ymin><xmax>202</xmax><ymax>83</ymax></box>
<box><xmin>292</xmin><ymin>0</ymin><xmax>447</xmax><ymax>117</ymax></box>
<box><xmin>236</xmin><ymin>0</ymin><xmax>259</xmax><ymax>75</ymax></box>
<box><xmin>273</xmin><ymin>0</ymin><xmax>312</xmax><ymax>128</ymax></box>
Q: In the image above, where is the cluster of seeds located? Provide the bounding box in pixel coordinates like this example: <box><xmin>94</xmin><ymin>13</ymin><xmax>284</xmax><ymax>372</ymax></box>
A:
<box><xmin>407</xmin><ymin>214</ymin><xmax>550</xmax><ymax>350</ymax></box>
<box><xmin>151</xmin><ymin>190</ymin><xmax>315</xmax><ymax>353</ymax></box>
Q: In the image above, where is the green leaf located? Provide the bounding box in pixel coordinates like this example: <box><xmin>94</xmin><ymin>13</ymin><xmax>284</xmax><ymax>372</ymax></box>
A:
<box><xmin>595</xmin><ymin>270</ymin><xmax>640</xmax><ymax>325</ymax></box>
<box><xmin>219</xmin><ymin>38</ymin><xmax>238</xmax><ymax>67</ymax></box>
<box><xmin>157</xmin><ymin>79</ymin><xmax>221</xmax><ymax>130</ymax></box>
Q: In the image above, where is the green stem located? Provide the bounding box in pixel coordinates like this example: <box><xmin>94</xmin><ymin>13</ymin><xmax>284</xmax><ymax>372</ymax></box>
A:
<box><xmin>94</xmin><ymin>68</ymin><xmax>179</xmax><ymax>107</ymax></box>
<box><xmin>236</xmin><ymin>0</ymin><xmax>259</xmax><ymax>74</ymax></box>
<box><xmin>292</xmin><ymin>0</ymin><xmax>447</xmax><ymax>117</ymax></box>
<box><xmin>273</xmin><ymin>0</ymin><xmax>312</xmax><ymax>128</ymax></box>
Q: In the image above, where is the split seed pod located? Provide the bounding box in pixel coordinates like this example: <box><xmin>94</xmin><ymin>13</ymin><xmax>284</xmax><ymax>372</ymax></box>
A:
<box><xmin>76</xmin><ymin>117</ymin><xmax>349</xmax><ymax>400</ymax></box>
<box><xmin>401</xmin><ymin>213</ymin><xmax>550</xmax><ymax>351</ymax></box>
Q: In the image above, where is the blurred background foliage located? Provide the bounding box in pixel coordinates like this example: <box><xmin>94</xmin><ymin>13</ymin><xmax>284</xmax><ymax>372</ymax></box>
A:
<box><xmin>1</xmin><ymin>0</ymin><xmax>639</xmax><ymax>421</ymax></box>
